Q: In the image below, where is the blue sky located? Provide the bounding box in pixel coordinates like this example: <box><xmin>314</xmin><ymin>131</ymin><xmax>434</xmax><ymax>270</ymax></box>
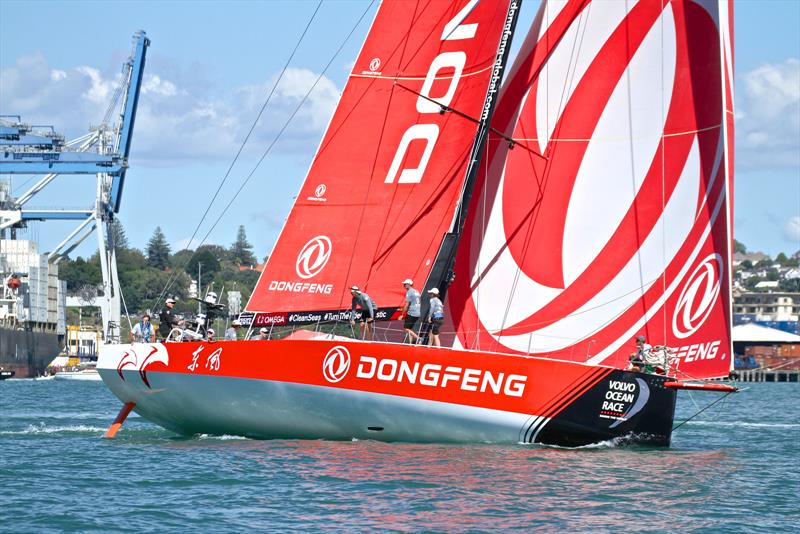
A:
<box><xmin>1</xmin><ymin>0</ymin><xmax>798</xmax><ymax>259</ymax></box>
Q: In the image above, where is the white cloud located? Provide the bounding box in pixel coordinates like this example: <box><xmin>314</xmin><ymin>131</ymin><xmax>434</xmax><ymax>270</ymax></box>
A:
<box><xmin>0</xmin><ymin>54</ymin><xmax>341</xmax><ymax>166</ymax></box>
<box><xmin>736</xmin><ymin>58</ymin><xmax>800</xmax><ymax>169</ymax></box>
<box><xmin>142</xmin><ymin>75</ymin><xmax>180</xmax><ymax>97</ymax></box>
<box><xmin>785</xmin><ymin>215</ymin><xmax>800</xmax><ymax>242</ymax></box>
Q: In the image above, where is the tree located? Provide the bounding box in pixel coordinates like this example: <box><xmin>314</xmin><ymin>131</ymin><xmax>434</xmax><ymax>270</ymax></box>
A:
<box><xmin>59</xmin><ymin>256</ymin><xmax>102</xmax><ymax>293</ymax></box>
<box><xmin>169</xmin><ymin>249</ymin><xmax>194</xmax><ymax>270</ymax></box>
<box><xmin>110</xmin><ymin>219</ymin><xmax>129</xmax><ymax>250</ymax></box>
<box><xmin>146</xmin><ymin>227</ymin><xmax>171</xmax><ymax>270</ymax></box>
<box><xmin>733</xmin><ymin>239</ymin><xmax>747</xmax><ymax>254</ymax></box>
<box><xmin>231</xmin><ymin>225</ymin><xmax>256</xmax><ymax>266</ymax></box>
<box><xmin>187</xmin><ymin>247</ymin><xmax>221</xmax><ymax>279</ymax></box>
<box><xmin>779</xmin><ymin>278</ymin><xmax>800</xmax><ymax>292</ymax></box>
<box><xmin>776</xmin><ymin>252</ymin><xmax>789</xmax><ymax>265</ymax></box>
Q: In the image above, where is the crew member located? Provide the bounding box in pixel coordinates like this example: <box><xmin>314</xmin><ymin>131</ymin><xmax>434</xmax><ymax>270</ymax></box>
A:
<box><xmin>159</xmin><ymin>298</ymin><xmax>179</xmax><ymax>340</ymax></box>
<box><xmin>131</xmin><ymin>314</ymin><xmax>154</xmax><ymax>343</ymax></box>
<box><xmin>224</xmin><ymin>319</ymin><xmax>241</xmax><ymax>341</ymax></box>
<box><xmin>349</xmin><ymin>286</ymin><xmax>376</xmax><ymax>340</ymax></box>
<box><xmin>628</xmin><ymin>334</ymin><xmax>652</xmax><ymax>372</ymax></box>
<box><xmin>206</xmin><ymin>328</ymin><xmax>216</xmax><ymax>342</ymax></box>
<box><xmin>252</xmin><ymin>327</ymin><xmax>269</xmax><ymax>340</ymax></box>
<box><xmin>400</xmin><ymin>279</ymin><xmax>420</xmax><ymax>344</ymax></box>
<box><xmin>426</xmin><ymin>287</ymin><xmax>444</xmax><ymax>347</ymax></box>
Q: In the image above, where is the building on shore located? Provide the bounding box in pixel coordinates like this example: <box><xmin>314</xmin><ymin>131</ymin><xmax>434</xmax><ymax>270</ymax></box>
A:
<box><xmin>732</xmin><ymin>323</ymin><xmax>800</xmax><ymax>373</ymax></box>
<box><xmin>733</xmin><ymin>289</ymin><xmax>800</xmax><ymax>335</ymax></box>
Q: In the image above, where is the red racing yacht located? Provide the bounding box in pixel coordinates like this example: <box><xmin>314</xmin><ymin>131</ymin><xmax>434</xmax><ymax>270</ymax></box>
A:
<box><xmin>99</xmin><ymin>0</ymin><xmax>737</xmax><ymax>447</ymax></box>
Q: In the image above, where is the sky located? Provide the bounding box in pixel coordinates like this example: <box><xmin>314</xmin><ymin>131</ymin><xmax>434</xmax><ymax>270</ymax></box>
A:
<box><xmin>1</xmin><ymin>0</ymin><xmax>799</xmax><ymax>260</ymax></box>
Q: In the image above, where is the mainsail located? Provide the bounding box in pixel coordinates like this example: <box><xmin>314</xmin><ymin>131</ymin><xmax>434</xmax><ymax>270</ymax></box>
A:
<box><xmin>448</xmin><ymin>0</ymin><xmax>735</xmax><ymax>380</ymax></box>
<box><xmin>247</xmin><ymin>0</ymin><xmax>514</xmax><ymax>325</ymax></box>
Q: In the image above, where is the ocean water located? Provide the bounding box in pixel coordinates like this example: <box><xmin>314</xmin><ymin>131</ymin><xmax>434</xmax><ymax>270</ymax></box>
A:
<box><xmin>0</xmin><ymin>379</ymin><xmax>797</xmax><ymax>532</ymax></box>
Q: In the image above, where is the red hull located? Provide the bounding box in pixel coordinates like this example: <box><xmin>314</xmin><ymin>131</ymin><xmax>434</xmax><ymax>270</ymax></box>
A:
<box><xmin>99</xmin><ymin>339</ymin><xmax>677</xmax><ymax>447</ymax></box>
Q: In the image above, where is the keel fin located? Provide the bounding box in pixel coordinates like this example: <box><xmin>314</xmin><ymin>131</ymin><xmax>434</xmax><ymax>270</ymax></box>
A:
<box><xmin>104</xmin><ymin>402</ymin><xmax>136</xmax><ymax>438</ymax></box>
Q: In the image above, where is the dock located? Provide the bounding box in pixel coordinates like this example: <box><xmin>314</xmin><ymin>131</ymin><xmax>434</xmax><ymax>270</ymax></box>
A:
<box><xmin>736</xmin><ymin>369</ymin><xmax>800</xmax><ymax>382</ymax></box>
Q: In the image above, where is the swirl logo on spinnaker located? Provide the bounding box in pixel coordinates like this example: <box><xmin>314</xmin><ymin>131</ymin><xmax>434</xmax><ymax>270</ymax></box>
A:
<box><xmin>322</xmin><ymin>346</ymin><xmax>350</xmax><ymax>383</ymax></box>
<box><xmin>673</xmin><ymin>254</ymin><xmax>722</xmax><ymax>339</ymax></box>
<box><xmin>296</xmin><ymin>236</ymin><xmax>332</xmax><ymax>279</ymax></box>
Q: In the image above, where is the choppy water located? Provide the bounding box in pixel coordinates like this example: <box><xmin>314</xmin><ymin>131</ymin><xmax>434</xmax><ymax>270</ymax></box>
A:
<box><xmin>1</xmin><ymin>379</ymin><xmax>797</xmax><ymax>532</ymax></box>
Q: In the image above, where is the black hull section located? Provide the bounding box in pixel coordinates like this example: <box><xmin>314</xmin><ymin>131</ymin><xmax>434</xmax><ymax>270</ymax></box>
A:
<box><xmin>0</xmin><ymin>328</ymin><xmax>60</xmax><ymax>378</ymax></box>
<box><xmin>532</xmin><ymin>370</ymin><xmax>677</xmax><ymax>448</ymax></box>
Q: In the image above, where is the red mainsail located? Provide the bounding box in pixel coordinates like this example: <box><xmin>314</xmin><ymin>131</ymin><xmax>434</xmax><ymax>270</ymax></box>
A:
<box><xmin>447</xmin><ymin>0</ymin><xmax>735</xmax><ymax>380</ymax></box>
<box><xmin>247</xmin><ymin>0</ymin><xmax>513</xmax><ymax>325</ymax></box>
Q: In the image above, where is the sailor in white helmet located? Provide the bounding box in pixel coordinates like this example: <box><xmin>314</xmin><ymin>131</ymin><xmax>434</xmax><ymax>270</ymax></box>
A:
<box><xmin>400</xmin><ymin>279</ymin><xmax>421</xmax><ymax>344</ymax></box>
<box><xmin>426</xmin><ymin>287</ymin><xmax>445</xmax><ymax>347</ymax></box>
<box><xmin>349</xmin><ymin>286</ymin><xmax>376</xmax><ymax>340</ymax></box>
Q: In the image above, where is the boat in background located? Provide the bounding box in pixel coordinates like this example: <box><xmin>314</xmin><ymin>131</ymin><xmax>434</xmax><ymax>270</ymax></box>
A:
<box><xmin>1</xmin><ymin>238</ymin><xmax>65</xmax><ymax>378</ymax></box>
<box><xmin>99</xmin><ymin>0</ymin><xmax>737</xmax><ymax>446</ymax></box>
<box><xmin>54</xmin><ymin>367</ymin><xmax>102</xmax><ymax>382</ymax></box>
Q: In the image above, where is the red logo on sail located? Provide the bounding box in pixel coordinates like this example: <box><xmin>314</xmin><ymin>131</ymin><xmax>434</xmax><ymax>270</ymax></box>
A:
<box><xmin>322</xmin><ymin>345</ymin><xmax>351</xmax><ymax>383</ymax></box>
<box><xmin>296</xmin><ymin>235</ymin><xmax>332</xmax><ymax>279</ymax></box>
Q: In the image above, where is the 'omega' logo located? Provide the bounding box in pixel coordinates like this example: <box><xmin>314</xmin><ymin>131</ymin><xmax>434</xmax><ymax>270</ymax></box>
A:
<box><xmin>296</xmin><ymin>235</ymin><xmax>332</xmax><ymax>279</ymax></box>
<box><xmin>673</xmin><ymin>253</ymin><xmax>723</xmax><ymax>339</ymax></box>
<box><xmin>322</xmin><ymin>345</ymin><xmax>351</xmax><ymax>383</ymax></box>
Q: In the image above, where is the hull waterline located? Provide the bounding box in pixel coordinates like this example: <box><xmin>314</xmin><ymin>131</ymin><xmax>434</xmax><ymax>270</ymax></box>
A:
<box><xmin>98</xmin><ymin>339</ymin><xmax>677</xmax><ymax>447</ymax></box>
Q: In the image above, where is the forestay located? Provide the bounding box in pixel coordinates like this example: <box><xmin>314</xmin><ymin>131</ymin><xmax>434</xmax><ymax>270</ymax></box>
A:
<box><xmin>247</xmin><ymin>0</ymin><xmax>514</xmax><ymax>326</ymax></box>
<box><xmin>447</xmin><ymin>0</ymin><xmax>735</xmax><ymax>380</ymax></box>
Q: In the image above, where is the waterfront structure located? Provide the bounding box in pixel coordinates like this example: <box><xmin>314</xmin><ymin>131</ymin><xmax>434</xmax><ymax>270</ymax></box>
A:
<box><xmin>0</xmin><ymin>32</ymin><xmax>149</xmax><ymax>343</ymax></box>
<box><xmin>0</xmin><ymin>239</ymin><xmax>65</xmax><ymax>377</ymax></box>
<box><xmin>733</xmin><ymin>289</ymin><xmax>800</xmax><ymax>335</ymax></box>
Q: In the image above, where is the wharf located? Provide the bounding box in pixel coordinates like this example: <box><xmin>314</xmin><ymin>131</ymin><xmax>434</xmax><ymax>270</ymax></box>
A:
<box><xmin>736</xmin><ymin>370</ymin><xmax>799</xmax><ymax>382</ymax></box>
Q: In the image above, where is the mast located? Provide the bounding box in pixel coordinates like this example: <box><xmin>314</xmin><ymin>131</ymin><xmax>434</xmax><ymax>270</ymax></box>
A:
<box><xmin>426</xmin><ymin>0</ymin><xmax>523</xmax><ymax>298</ymax></box>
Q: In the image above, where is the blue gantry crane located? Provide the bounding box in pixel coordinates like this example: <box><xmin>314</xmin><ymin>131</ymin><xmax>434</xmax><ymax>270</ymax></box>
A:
<box><xmin>0</xmin><ymin>31</ymin><xmax>150</xmax><ymax>341</ymax></box>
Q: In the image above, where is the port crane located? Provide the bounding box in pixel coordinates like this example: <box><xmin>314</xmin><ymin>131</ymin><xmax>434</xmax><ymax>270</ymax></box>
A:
<box><xmin>0</xmin><ymin>31</ymin><xmax>150</xmax><ymax>342</ymax></box>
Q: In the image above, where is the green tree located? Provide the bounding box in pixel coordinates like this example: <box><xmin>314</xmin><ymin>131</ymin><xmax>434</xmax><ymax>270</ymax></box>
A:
<box><xmin>170</xmin><ymin>248</ymin><xmax>194</xmax><ymax>270</ymax></box>
<box><xmin>776</xmin><ymin>252</ymin><xmax>789</xmax><ymax>265</ymax></box>
<box><xmin>231</xmin><ymin>225</ymin><xmax>256</xmax><ymax>266</ymax></box>
<box><xmin>733</xmin><ymin>239</ymin><xmax>747</xmax><ymax>254</ymax></box>
<box><xmin>146</xmin><ymin>227</ymin><xmax>171</xmax><ymax>270</ymax></box>
<box><xmin>187</xmin><ymin>247</ymin><xmax>221</xmax><ymax>279</ymax></box>
<box><xmin>110</xmin><ymin>219</ymin><xmax>129</xmax><ymax>250</ymax></box>
<box><xmin>59</xmin><ymin>256</ymin><xmax>102</xmax><ymax>293</ymax></box>
<box><xmin>779</xmin><ymin>278</ymin><xmax>800</xmax><ymax>292</ymax></box>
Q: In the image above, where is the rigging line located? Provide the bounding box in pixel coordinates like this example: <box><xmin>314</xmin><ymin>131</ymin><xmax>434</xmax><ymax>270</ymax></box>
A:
<box><xmin>394</xmin><ymin>83</ymin><xmax>547</xmax><ymax>160</ymax></box>
<box><xmin>152</xmin><ymin>1</ymin><xmax>324</xmax><ymax>309</ymax></box>
<box><xmin>671</xmin><ymin>390</ymin><xmax>736</xmax><ymax>432</ymax></box>
<box><xmin>157</xmin><ymin>0</ymin><xmax>377</xmax><ymax>307</ymax></box>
